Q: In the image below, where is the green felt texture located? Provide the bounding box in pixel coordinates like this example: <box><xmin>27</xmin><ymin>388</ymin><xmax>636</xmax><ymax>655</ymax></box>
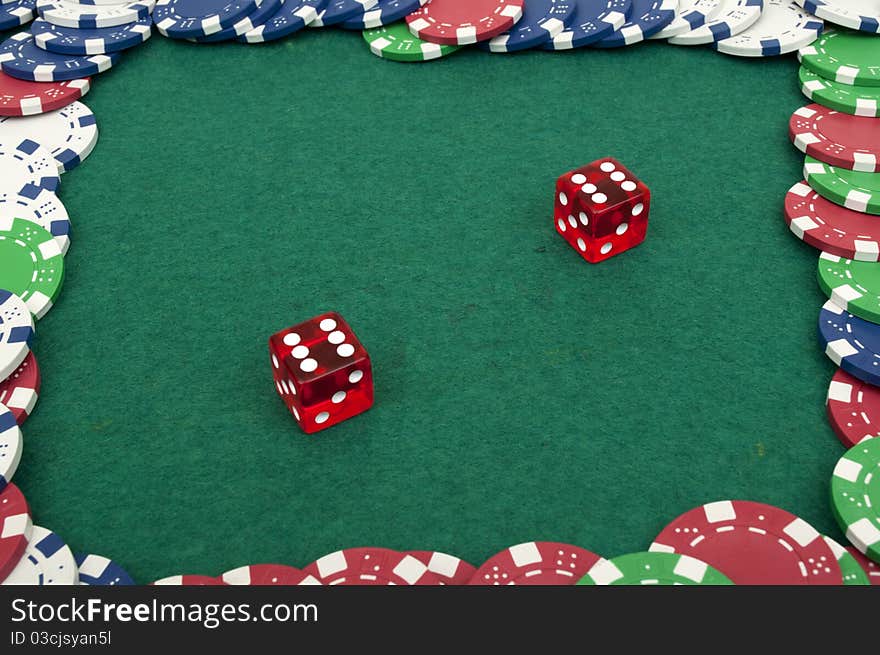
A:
<box><xmin>16</xmin><ymin>29</ymin><xmax>844</xmax><ymax>584</ymax></box>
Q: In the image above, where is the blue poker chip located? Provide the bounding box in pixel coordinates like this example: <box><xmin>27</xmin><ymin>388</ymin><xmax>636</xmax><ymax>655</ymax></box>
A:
<box><xmin>593</xmin><ymin>0</ymin><xmax>676</xmax><ymax>46</ymax></box>
<box><xmin>310</xmin><ymin>0</ymin><xmax>375</xmax><ymax>26</ymax></box>
<box><xmin>32</xmin><ymin>17</ymin><xmax>152</xmax><ymax>55</ymax></box>
<box><xmin>480</xmin><ymin>0</ymin><xmax>577</xmax><ymax>51</ymax></box>
<box><xmin>819</xmin><ymin>299</ymin><xmax>880</xmax><ymax>386</ymax></box>
<box><xmin>339</xmin><ymin>0</ymin><xmax>423</xmax><ymax>30</ymax></box>
<box><xmin>0</xmin><ymin>32</ymin><xmax>119</xmax><ymax>82</ymax></box>
<box><xmin>194</xmin><ymin>0</ymin><xmax>281</xmax><ymax>41</ymax></box>
<box><xmin>153</xmin><ymin>0</ymin><xmax>261</xmax><ymax>38</ymax></box>
<box><xmin>0</xmin><ymin>0</ymin><xmax>36</xmax><ymax>32</ymax></box>
<box><xmin>543</xmin><ymin>0</ymin><xmax>633</xmax><ymax>49</ymax></box>
<box><xmin>238</xmin><ymin>0</ymin><xmax>325</xmax><ymax>42</ymax></box>
<box><xmin>74</xmin><ymin>553</ymin><xmax>135</xmax><ymax>585</ymax></box>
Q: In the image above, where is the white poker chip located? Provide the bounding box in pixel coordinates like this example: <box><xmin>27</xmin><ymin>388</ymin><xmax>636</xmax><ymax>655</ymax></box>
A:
<box><xmin>715</xmin><ymin>0</ymin><xmax>823</xmax><ymax>56</ymax></box>
<box><xmin>0</xmin><ymin>138</ymin><xmax>61</xmax><ymax>193</ymax></box>
<box><xmin>650</xmin><ymin>0</ymin><xmax>724</xmax><ymax>38</ymax></box>
<box><xmin>796</xmin><ymin>0</ymin><xmax>880</xmax><ymax>33</ymax></box>
<box><xmin>668</xmin><ymin>0</ymin><xmax>764</xmax><ymax>44</ymax></box>
<box><xmin>0</xmin><ymin>291</ymin><xmax>33</xmax><ymax>384</ymax></box>
<box><xmin>2</xmin><ymin>525</ymin><xmax>78</xmax><ymax>585</ymax></box>
<box><xmin>0</xmin><ymin>184</ymin><xmax>70</xmax><ymax>255</ymax></box>
<box><xmin>36</xmin><ymin>0</ymin><xmax>156</xmax><ymax>29</ymax></box>
<box><xmin>0</xmin><ymin>402</ymin><xmax>23</xmax><ymax>489</ymax></box>
<box><xmin>0</xmin><ymin>101</ymin><xmax>98</xmax><ymax>173</ymax></box>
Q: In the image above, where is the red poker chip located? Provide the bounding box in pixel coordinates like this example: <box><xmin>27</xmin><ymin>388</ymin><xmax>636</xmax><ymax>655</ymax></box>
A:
<box><xmin>152</xmin><ymin>575</ymin><xmax>226</xmax><ymax>585</ymax></box>
<box><xmin>789</xmin><ymin>104</ymin><xmax>880</xmax><ymax>172</ymax></box>
<box><xmin>846</xmin><ymin>546</ymin><xmax>880</xmax><ymax>585</ymax></box>
<box><xmin>783</xmin><ymin>180</ymin><xmax>880</xmax><ymax>261</ymax></box>
<box><xmin>406</xmin><ymin>0</ymin><xmax>525</xmax><ymax>45</ymax></box>
<box><xmin>650</xmin><ymin>500</ymin><xmax>843</xmax><ymax>585</ymax></box>
<box><xmin>468</xmin><ymin>542</ymin><xmax>602</xmax><ymax>585</ymax></box>
<box><xmin>303</xmin><ymin>547</ymin><xmax>442</xmax><ymax>585</ymax></box>
<box><xmin>407</xmin><ymin>550</ymin><xmax>476</xmax><ymax>585</ymax></box>
<box><xmin>220</xmin><ymin>564</ymin><xmax>321</xmax><ymax>585</ymax></box>
<box><xmin>0</xmin><ymin>71</ymin><xmax>90</xmax><ymax>117</ymax></box>
<box><xmin>826</xmin><ymin>369</ymin><xmax>880</xmax><ymax>449</ymax></box>
<box><xmin>0</xmin><ymin>483</ymin><xmax>32</xmax><ymax>582</ymax></box>
<box><xmin>0</xmin><ymin>352</ymin><xmax>40</xmax><ymax>426</ymax></box>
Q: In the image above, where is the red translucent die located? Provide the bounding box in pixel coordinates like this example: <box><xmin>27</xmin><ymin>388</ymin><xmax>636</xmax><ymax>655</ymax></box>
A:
<box><xmin>269</xmin><ymin>312</ymin><xmax>373</xmax><ymax>434</ymax></box>
<box><xmin>554</xmin><ymin>157</ymin><xmax>651</xmax><ymax>263</ymax></box>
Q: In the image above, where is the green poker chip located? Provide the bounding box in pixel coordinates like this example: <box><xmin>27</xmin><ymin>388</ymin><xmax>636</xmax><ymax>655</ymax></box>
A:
<box><xmin>804</xmin><ymin>156</ymin><xmax>880</xmax><ymax>215</ymax></box>
<box><xmin>576</xmin><ymin>552</ymin><xmax>734</xmax><ymax>586</ymax></box>
<box><xmin>0</xmin><ymin>217</ymin><xmax>64</xmax><ymax>320</ymax></box>
<box><xmin>799</xmin><ymin>30</ymin><xmax>880</xmax><ymax>88</ymax></box>
<box><xmin>818</xmin><ymin>252</ymin><xmax>880</xmax><ymax>324</ymax></box>
<box><xmin>799</xmin><ymin>66</ymin><xmax>880</xmax><ymax>118</ymax></box>
<box><xmin>363</xmin><ymin>22</ymin><xmax>460</xmax><ymax>63</ymax></box>
<box><xmin>823</xmin><ymin>535</ymin><xmax>871</xmax><ymax>586</ymax></box>
<box><xmin>831</xmin><ymin>438</ymin><xmax>880</xmax><ymax>562</ymax></box>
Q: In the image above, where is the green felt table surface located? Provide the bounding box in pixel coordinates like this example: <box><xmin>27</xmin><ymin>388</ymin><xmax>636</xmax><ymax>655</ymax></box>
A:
<box><xmin>14</xmin><ymin>27</ymin><xmax>845</xmax><ymax>584</ymax></box>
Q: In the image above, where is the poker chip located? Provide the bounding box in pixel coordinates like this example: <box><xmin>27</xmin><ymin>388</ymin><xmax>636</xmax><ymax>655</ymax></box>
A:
<box><xmin>311</xmin><ymin>0</ymin><xmax>375</xmax><ymax>26</ymax></box>
<box><xmin>0</xmin><ymin>138</ymin><xmax>59</xmax><ymax>195</ymax></box>
<box><xmin>668</xmin><ymin>0</ymin><xmax>764</xmax><ymax>45</ymax></box>
<box><xmin>468</xmin><ymin>542</ymin><xmax>601</xmax><ymax>585</ymax></box>
<box><xmin>0</xmin><ymin>0</ymin><xmax>37</xmax><ymax>31</ymax></box>
<box><xmin>649</xmin><ymin>500</ymin><xmax>843</xmax><ymax>584</ymax></box>
<box><xmin>0</xmin><ymin>184</ymin><xmax>70</xmax><ymax>255</ymax></box>
<box><xmin>0</xmin><ymin>290</ymin><xmax>33</xmax><ymax>384</ymax></box>
<box><xmin>152</xmin><ymin>574</ymin><xmax>226</xmax><ymax>585</ymax></box>
<box><xmin>576</xmin><ymin>552</ymin><xmax>734</xmax><ymax>585</ymax></box>
<box><xmin>340</xmin><ymin>0</ymin><xmax>426</xmax><ymax>30</ymax></box>
<box><xmin>714</xmin><ymin>0</ymin><xmax>822</xmax><ymax>56</ymax></box>
<box><xmin>407</xmin><ymin>550</ymin><xmax>476</xmax><ymax>585</ymax></box>
<box><xmin>790</xmin><ymin>104</ymin><xmax>880</xmax><ymax>172</ymax></box>
<box><xmin>405</xmin><ymin>0</ymin><xmax>525</xmax><ymax>45</ymax></box>
<box><xmin>805</xmin><ymin>155</ymin><xmax>880</xmax><ymax>214</ymax></box>
<box><xmin>593</xmin><ymin>0</ymin><xmax>678</xmax><ymax>47</ymax></box>
<box><xmin>0</xmin><ymin>218</ymin><xmax>65</xmax><ymax>320</ymax></box>
<box><xmin>1</xmin><ymin>525</ymin><xmax>77</xmax><ymax>585</ymax></box>
<box><xmin>0</xmin><ymin>484</ymin><xmax>31</xmax><ymax>583</ymax></box>
<box><xmin>799</xmin><ymin>66</ymin><xmax>880</xmax><ymax>117</ymax></box>
<box><xmin>221</xmin><ymin>564</ymin><xmax>321</xmax><ymax>585</ymax></box>
<box><xmin>818</xmin><ymin>252</ymin><xmax>880</xmax><ymax>324</ymax></box>
<box><xmin>363</xmin><ymin>22</ymin><xmax>461</xmax><ymax>61</ymax></box>
<box><xmin>795</xmin><ymin>0</ymin><xmax>880</xmax><ymax>33</ymax></box>
<box><xmin>153</xmin><ymin>0</ymin><xmax>261</xmax><ymax>37</ymax></box>
<box><xmin>650</xmin><ymin>0</ymin><xmax>722</xmax><ymax>38</ymax></box>
<box><xmin>480</xmin><ymin>0</ymin><xmax>576</xmax><ymax>51</ymax></box>
<box><xmin>0</xmin><ymin>351</ymin><xmax>39</xmax><ymax>426</ymax></box>
<box><xmin>0</xmin><ymin>101</ymin><xmax>98</xmax><ymax>173</ymax></box>
<box><xmin>74</xmin><ymin>553</ymin><xmax>135</xmax><ymax>585</ymax></box>
<box><xmin>831</xmin><ymin>438</ymin><xmax>880</xmax><ymax>561</ymax></box>
<box><xmin>542</xmin><ymin>0</ymin><xmax>632</xmax><ymax>49</ymax></box>
<box><xmin>819</xmin><ymin>300</ymin><xmax>880</xmax><ymax>386</ymax></box>
<box><xmin>0</xmin><ymin>71</ymin><xmax>89</xmax><ymax>117</ymax></box>
<box><xmin>238</xmin><ymin>0</ymin><xmax>325</xmax><ymax>42</ymax></box>
<box><xmin>303</xmin><ymin>547</ymin><xmax>442</xmax><ymax>585</ymax></box>
<box><xmin>0</xmin><ymin>33</ymin><xmax>119</xmax><ymax>83</ymax></box>
<box><xmin>194</xmin><ymin>0</ymin><xmax>281</xmax><ymax>40</ymax></box>
<box><xmin>32</xmin><ymin>17</ymin><xmax>153</xmax><ymax>55</ymax></box>
<box><xmin>36</xmin><ymin>0</ymin><xmax>156</xmax><ymax>28</ymax></box>
<box><xmin>823</xmin><ymin>536</ymin><xmax>871</xmax><ymax>584</ymax></box>
<box><xmin>799</xmin><ymin>29</ymin><xmax>880</xmax><ymax>87</ymax></box>
<box><xmin>827</xmin><ymin>368</ymin><xmax>880</xmax><ymax>448</ymax></box>
<box><xmin>784</xmin><ymin>181</ymin><xmax>880</xmax><ymax>260</ymax></box>
<box><xmin>847</xmin><ymin>545</ymin><xmax>880</xmax><ymax>583</ymax></box>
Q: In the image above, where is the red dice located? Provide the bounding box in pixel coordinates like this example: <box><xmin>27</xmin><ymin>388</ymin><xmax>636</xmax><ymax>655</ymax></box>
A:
<box><xmin>554</xmin><ymin>158</ymin><xmax>651</xmax><ymax>263</ymax></box>
<box><xmin>269</xmin><ymin>312</ymin><xmax>373</xmax><ymax>434</ymax></box>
